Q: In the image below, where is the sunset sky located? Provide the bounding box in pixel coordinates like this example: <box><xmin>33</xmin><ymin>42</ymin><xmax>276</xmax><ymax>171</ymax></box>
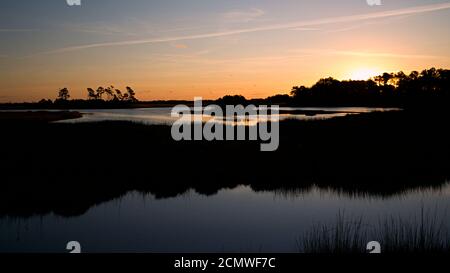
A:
<box><xmin>1</xmin><ymin>0</ymin><xmax>449</xmax><ymax>102</ymax></box>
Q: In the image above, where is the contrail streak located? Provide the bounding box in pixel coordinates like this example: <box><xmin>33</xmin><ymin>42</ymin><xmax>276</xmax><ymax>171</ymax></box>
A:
<box><xmin>46</xmin><ymin>2</ymin><xmax>450</xmax><ymax>54</ymax></box>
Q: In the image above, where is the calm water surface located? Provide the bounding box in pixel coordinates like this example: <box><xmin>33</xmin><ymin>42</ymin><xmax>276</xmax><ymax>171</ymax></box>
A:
<box><xmin>1</xmin><ymin>184</ymin><xmax>449</xmax><ymax>253</ymax></box>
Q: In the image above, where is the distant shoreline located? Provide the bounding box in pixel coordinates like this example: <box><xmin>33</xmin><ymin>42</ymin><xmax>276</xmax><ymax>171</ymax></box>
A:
<box><xmin>0</xmin><ymin>107</ymin><xmax>402</xmax><ymax>124</ymax></box>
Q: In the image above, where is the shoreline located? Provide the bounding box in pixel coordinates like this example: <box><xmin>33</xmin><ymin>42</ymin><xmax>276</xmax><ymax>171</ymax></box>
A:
<box><xmin>0</xmin><ymin>107</ymin><xmax>401</xmax><ymax>124</ymax></box>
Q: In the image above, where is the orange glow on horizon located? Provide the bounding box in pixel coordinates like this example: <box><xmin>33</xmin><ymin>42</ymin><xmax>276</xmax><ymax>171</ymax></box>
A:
<box><xmin>348</xmin><ymin>68</ymin><xmax>382</xmax><ymax>81</ymax></box>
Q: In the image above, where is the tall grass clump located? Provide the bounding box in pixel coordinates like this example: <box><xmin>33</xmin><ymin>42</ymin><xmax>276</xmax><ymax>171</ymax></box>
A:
<box><xmin>299</xmin><ymin>208</ymin><xmax>450</xmax><ymax>253</ymax></box>
<box><xmin>300</xmin><ymin>212</ymin><xmax>368</xmax><ymax>253</ymax></box>
<box><xmin>377</xmin><ymin>207</ymin><xmax>450</xmax><ymax>253</ymax></box>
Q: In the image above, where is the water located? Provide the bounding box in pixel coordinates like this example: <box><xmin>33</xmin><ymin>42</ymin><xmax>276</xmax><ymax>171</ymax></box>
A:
<box><xmin>54</xmin><ymin>107</ymin><xmax>398</xmax><ymax>125</ymax></box>
<box><xmin>1</xmin><ymin>184</ymin><xmax>449</xmax><ymax>253</ymax></box>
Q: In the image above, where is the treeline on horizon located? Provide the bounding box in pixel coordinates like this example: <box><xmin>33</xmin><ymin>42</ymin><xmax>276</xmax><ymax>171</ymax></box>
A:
<box><xmin>1</xmin><ymin>67</ymin><xmax>449</xmax><ymax>109</ymax></box>
<box><xmin>270</xmin><ymin>67</ymin><xmax>450</xmax><ymax>108</ymax></box>
<box><xmin>36</xmin><ymin>85</ymin><xmax>139</xmax><ymax>108</ymax></box>
<box><xmin>216</xmin><ymin>67</ymin><xmax>450</xmax><ymax>108</ymax></box>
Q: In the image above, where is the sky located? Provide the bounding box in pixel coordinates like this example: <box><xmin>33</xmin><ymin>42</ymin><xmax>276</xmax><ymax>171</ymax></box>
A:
<box><xmin>0</xmin><ymin>0</ymin><xmax>449</xmax><ymax>102</ymax></box>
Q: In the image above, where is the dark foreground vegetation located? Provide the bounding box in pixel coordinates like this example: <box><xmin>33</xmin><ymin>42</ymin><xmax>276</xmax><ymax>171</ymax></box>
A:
<box><xmin>0</xmin><ymin>108</ymin><xmax>449</xmax><ymax>218</ymax></box>
<box><xmin>0</xmin><ymin>111</ymin><xmax>81</xmax><ymax>123</ymax></box>
<box><xmin>299</xmin><ymin>209</ymin><xmax>450</xmax><ymax>253</ymax></box>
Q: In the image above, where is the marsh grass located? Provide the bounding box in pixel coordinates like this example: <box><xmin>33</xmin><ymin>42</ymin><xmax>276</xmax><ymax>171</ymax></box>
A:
<box><xmin>377</xmin><ymin>207</ymin><xmax>450</xmax><ymax>253</ymax></box>
<box><xmin>299</xmin><ymin>208</ymin><xmax>450</xmax><ymax>253</ymax></box>
<box><xmin>299</xmin><ymin>212</ymin><xmax>368</xmax><ymax>253</ymax></box>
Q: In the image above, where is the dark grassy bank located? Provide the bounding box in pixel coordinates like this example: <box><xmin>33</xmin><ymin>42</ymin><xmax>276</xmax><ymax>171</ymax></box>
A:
<box><xmin>0</xmin><ymin>111</ymin><xmax>82</xmax><ymax>123</ymax></box>
<box><xmin>0</xmin><ymin>109</ymin><xmax>449</xmax><ymax>217</ymax></box>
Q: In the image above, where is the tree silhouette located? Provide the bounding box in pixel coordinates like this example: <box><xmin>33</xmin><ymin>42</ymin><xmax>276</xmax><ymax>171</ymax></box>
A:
<box><xmin>126</xmin><ymin>87</ymin><xmax>137</xmax><ymax>102</ymax></box>
<box><xmin>115</xmin><ymin>89</ymin><xmax>123</xmax><ymax>101</ymax></box>
<box><xmin>103</xmin><ymin>86</ymin><xmax>116</xmax><ymax>101</ymax></box>
<box><xmin>373</xmin><ymin>75</ymin><xmax>384</xmax><ymax>87</ymax></box>
<box><xmin>216</xmin><ymin>95</ymin><xmax>247</xmax><ymax>105</ymax></box>
<box><xmin>87</xmin><ymin>88</ymin><xmax>98</xmax><ymax>100</ymax></box>
<box><xmin>96</xmin><ymin>87</ymin><xmax>105</xmax><ymax>100</ymax></box>
<box><xmin>382</xmin><ymin>73</ymin><xmax>394</xmax><ymax>86</ymax></box>
<box><xmin>57</xmin><ymin>88</ymin><xmax>70</xmax><ymax>101</ymax></box>
<box><xmin>84</xmin><ymin>86</ymin><xmax>139</xmax><ymax>103</ymax></box>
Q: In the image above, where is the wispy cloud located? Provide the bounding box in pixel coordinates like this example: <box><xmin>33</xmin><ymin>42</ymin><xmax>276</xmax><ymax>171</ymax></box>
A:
<box><xmin>325</xmin><ymin>13</ymin><xmax>414</xmax><ymax>33</ymax></box>
<box><xmin>332</xmin><ymin>50</ymin><xmax>443</xmax><ymax>60</ymax></box>
<box><xmin>67</xmin><ymin>25</ymin><xmax>138</xmax><ymax>36</ymax></box>
<box><xmin>64</xmin><ymin>19</ymin><xmax>214</xmax><ymax>37</ymax></box>
<box><xmin>43</xmin><ymin>2</ymin><xmax>450</xmax><ymax>55</ymax></box>
<box><xmin>222</xmin><ymin>8</ymin><xmax>266</xmax><ymax>23</ymax></box>
<box><xmin>289</xmin><ymin>27</ymin><xmax>320</xmax><ymax>31</ymax></box>
<box><xmin>292</xmin><ymin>48</ymin><xmax>444</xmax><ymax>60</ymax></box>
<box><xmin>0</xmin><ymin>29</ymin><xmax>36</xmax><ymax>33</ymax></box>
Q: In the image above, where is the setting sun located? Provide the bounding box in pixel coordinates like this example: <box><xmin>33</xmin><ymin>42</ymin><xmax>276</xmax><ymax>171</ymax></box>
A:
<box><xmin>348</xmin><ymin>68</ymin><xmax>381</xmax><ymax>81</ymax></box>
